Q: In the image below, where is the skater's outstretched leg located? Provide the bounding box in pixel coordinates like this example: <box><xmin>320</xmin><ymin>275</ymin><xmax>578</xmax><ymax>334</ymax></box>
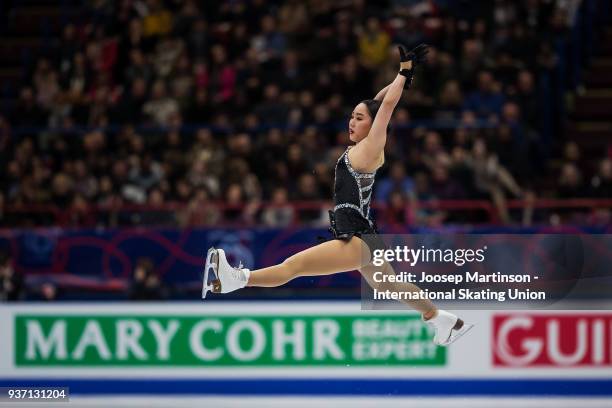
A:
<box><xmin>359</xmin><ymin>257</ymin><xmax>473</xmax><ymax>346</ymax></box>
<box><xmin>359</xmin><ymin>260</ymin><xmax>437</xmax><ymax>316</ymax></box>
<box><xmin>204</xmin><ymin>236</ymin><xmax>473</xmax><ymax>345</ymax></box>
<box><xmin>206</xmin><ymin>237</ymin><xmax>367</xmax><ymax>293</ymax></box>
<box><xmin>248</xmin><ymin>237</ymin><xmax>365</xmax><ymax>286</ymax></box>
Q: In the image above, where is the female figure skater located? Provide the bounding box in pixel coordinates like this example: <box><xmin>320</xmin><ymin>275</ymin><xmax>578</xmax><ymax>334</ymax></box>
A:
<box><xmin>203</xmin><ymin>44</ymin><xmax>472</xmax><ymax>346</ymax></box>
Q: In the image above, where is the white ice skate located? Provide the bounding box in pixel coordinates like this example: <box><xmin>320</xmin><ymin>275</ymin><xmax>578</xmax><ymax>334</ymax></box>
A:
<box><xmin>202</xmin><ymin>247</ymin><xmax>250</xmax><ymax>299</ymax></box>
<box><xmin>424</xmin><ymin>310</ymin><xmax>474</xmax><ymax>346</ymax></box>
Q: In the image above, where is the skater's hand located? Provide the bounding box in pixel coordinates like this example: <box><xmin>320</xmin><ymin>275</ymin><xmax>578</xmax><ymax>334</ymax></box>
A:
<box><xmin>398</xmin><ymin>43</ymin><xmax>429</xmax><ymax>71</ymax></box>
<box><xmin>398</xmin><ymin>43</ymin><xmax>429</xmax><ymax>87</ymax></box>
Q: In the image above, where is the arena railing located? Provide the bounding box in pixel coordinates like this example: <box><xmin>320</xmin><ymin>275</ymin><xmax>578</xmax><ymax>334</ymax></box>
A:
<box><xmin>3</xmin><ymin>198</ymin><xmax>612</xmax><ymax>228</ymax></box>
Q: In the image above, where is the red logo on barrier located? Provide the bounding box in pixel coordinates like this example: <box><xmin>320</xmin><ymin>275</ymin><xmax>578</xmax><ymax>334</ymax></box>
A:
<box><xmin>493</xmin><ymin>314</ymin><xmax>612</xmax><ymax>367</ymax></box>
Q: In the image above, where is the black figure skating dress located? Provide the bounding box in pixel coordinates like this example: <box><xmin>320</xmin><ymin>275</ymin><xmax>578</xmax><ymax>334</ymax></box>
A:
<box><xmin>328</xmin><ymin>147</ymin><xmax>385</xmax><ymax>252</ymax></box>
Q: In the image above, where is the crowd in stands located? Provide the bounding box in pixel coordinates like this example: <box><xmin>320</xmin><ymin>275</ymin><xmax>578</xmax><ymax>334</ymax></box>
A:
<box><xmin>0</xmin><ymin>249</ymin><xmax>169</xmax><ymax>301</ymax></box>
<box><xmin>1</xmin><ymin>0</ymin><xmax>610</xmax><ymax>229</ymax></box>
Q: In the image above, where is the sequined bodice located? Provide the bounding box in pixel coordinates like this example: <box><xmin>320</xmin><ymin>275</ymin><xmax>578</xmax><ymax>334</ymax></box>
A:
<box><xmin>332</xmin><ymin>148</ymin><xmax>377</xmax><ymax>226</ymax></box>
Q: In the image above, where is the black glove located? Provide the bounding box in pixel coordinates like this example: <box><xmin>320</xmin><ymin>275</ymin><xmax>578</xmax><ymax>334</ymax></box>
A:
<box><xmin>398</xmin><ymin>43</ymin><xmax>429</xmax><ymax>88</ymax></box>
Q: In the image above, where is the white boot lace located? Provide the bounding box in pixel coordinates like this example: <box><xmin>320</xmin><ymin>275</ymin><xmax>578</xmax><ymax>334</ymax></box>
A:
<box><xmin>230</xmin><ymin>262</ymin><xmax>246</xmax><ymax>282</ymax></box>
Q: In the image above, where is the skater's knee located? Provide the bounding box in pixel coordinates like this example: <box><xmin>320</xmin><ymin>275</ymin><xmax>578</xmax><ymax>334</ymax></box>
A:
<box><xmin>359</xmin><ymin>263</ymin><xmax>396</xmax><ymax>291</ymax></box>
<box><xmin>282</xmin><ymin>254</ymin><xmax>305</xmax><ymax>278</ymax></box>
<box><xmin>353</xmin><ymin>237</ymin><xmax>387</xmax><ymax>269</ymax></box>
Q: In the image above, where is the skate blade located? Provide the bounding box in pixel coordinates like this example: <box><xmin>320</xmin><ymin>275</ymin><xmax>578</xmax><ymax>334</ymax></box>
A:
<box><xmin>202</xmin><ymin>248</ymin><xmax>220</xmax><ymax>299</ymax></box>
<box><xmin>440</xmin><ymin>322</ymin><xmax>474</xmax><ymax>346</ymax></box>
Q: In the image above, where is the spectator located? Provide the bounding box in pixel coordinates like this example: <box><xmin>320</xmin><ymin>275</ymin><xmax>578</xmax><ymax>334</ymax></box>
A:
<box><xmin>13</xmin><ymin>87</ymin><xmax>47</xmax><ymax>127</ymax></box>
<box><xmin>224</xmin><ymin>183</ymin><xmax>246</xmax><ymax>222</ymax></box>
<box><xmin>209</xmin><ymin>45</ymin><xmax>237</xmax><ymax>105</ymax></box>
<box><xmin>333</xmin><ymin>12</ymin><xmax>358</xmax><ymax>59</ymax></box>
<box><xmin>51</xmin><ymin>173</ymin><xmax>74</xmax><ymax>208</ymax></box>
<box><xmin>511</xmin><ymin>70</ymin><xmax>539</xmax><ymax>130</ymax></box>
<box><xmin>153</xmin><ymin>36</ymin><xmax>184</xmax><ymax>78</ymax></box>
<box><xmin>285</xmin><ymin>143</ymin><xmax>308</xmax><ymax>181</ymax></box>
<box><xmin>377</xmin><ymin>162</ymin><xmax>415</xmax><ymax>202</ymax></box>
<box><xmin>39</xmin><ymin>282</ymin><xmax>58</xmax><ymax>301</ymax></box>
<box><xmin>124</xmin><ymin>48</ymin><xmax>153</xmax><ymax>84</ymax></box>
<box><xmin>358</xmin><ymin>17</ymin><xmax>391</xmax><ymax>69</ymax></box>
<box><xmin>383</xmin><ymin>190</ymin><xmax>410</xmax><ymax>225</ymax></box>
<box><xmin>558</xmin><ymin>163</ymin><xmax>587</xmax><ymax>199</ymax></box>
<box><xmin>251</xmin><ymin>14</ymin><xmax>287</xmax><ymax>64</ymax></box>
<box><xmin>463</xmin><ymin>70</ymin><xmax>506</xmax><ymax>120</ymax></box>
<box><xmin>142</xmin><ymin>80</ymin><xmax>180</xmax><ymax>126</ymax></box>
<box><xmin>121</xmin><ymin>18</ymin><xmax>148</xmax><ymax>57</ymax></box>
<box><xmin>430</xmin><ymin>164</ymin><xmax>466</xmax><ymax>200</ymax></box>
<box><xmin>33</xmin><ymin>58</ymin><xmax>60</xmax><ymax>111</ymax></box>
<box><xmin>97</xmin><ymin>175</ymin><xmax>120</xmax><ymax>206</ymax></box>
<box><xmin>73</xmin><ymin>160</ymin><xmax>99</xmax><ymax>199</ymax></box>
<box><xmin>459</xmin><ymin>39</ymin><xmax>485</xmax><ymax>89</ymax></box>
<box><xmin>183</xmin><ymin>187</ymin><xmax>220</xmax><ymax>226</ymax></box>
<box><xmin>113</xmin><ymin>77</ymin><xmax>148</xmax><ymax>124</ymax></box>
<box><xmin>255</xmin><ymin>84</ymin><xmax>289</xmax><ymax>125</ymax></box>
<box><xmin>294</xmin><ymin>173</ymin><xmax>320</xmax><ymax>201</ymax></box>
<box><xmin>0</xmin><ymin>251</ymin><xmax>23</xmax><ymax>301</ymax></box>
<box><xmin>492</xmin><ymin>49</ymin><xmax>521</xmax><ymax>89</ymax></box>
<box><xmin>412</xmin><ymin>172</ymin><xmax>446</xmax><ymax>227</ymax></box>
<box><xmin>278</xmin><ymin>50</ymin><xmax>304</xmax><ymax>92</ymax></box>
<box><xmin>174</xmin><ymin>1</ymin><xmax>201</xmax><ymax>38</ymax></box>
<box><xmin>262</xmin><ymin>187</ymin><xmax>294</xmax><ymax>227</ymax></box>
<box><xmin>418</xmin><ymin>47</ymin><xmax>454</xmax><ymax>100</ymax></box>
<box><xmin>295</xmin><ymin>173</ymin><xmax>324</xmax><ymax>224</ymax></box>
<box><xmin>590</xmin><ymin>159</ymin><xmax>612</xmax><ymax>198</ymax></box>
<box><xmin>64</xmin><ymin>193</ymin><xmax>96</xmax><ymax>227</ymax></box>
<box><xmin>434</xmin><ymin>80</ymin><xmax>463</xmax><ymax>121</ymax></box>
<box><xmin>138</xmin><ymin>188</ymin><xmax>175</xmax><ymax>226</ymax></box>
<box><xmin>562</xmin><ymin>141</ymin><xmax>582</xmax><ymax>166</ymax></box>
<box><xmin>128</xmin><ymin>257</ymin><xmax>166</xmax><ymax>300</ymax></box>
<box><xmin>489</xmin><ymin>124</ymin><xmax>526</xmax><ymax>182</ymax></box>
<box><xmin>128</xmin><ymin>153</ymin><xmax>164</xmax><ymax>192</ymax></box>
<box><xmin>142</xmin><ymin>0</ymin><xmax>173</xmax><ymax>38</ymax></box>
<box><xmin>188</xmin><ymin>159</ymin><xmax>220</xmax><ymax>198</ymax></box>
<box><xmin>0</xmin><ymin>192</ymin><xmax>5</xmax><ymax>226</ymax></box>
<box><xmin>470</xmin><ymin>138</ymin><xmax>522</xmax><ymax>223</ymax></box>
<box><xmin>278</xmin><ymin>0</ymin><xmax>309</xmax><ymax>36</ymax></box>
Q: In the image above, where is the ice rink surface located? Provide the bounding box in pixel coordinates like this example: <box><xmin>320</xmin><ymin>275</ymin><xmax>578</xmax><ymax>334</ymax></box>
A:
<box><xmin>10</xmin><ymin>397</ymin><xmax>612</xmax><ymax>408</ymax></box>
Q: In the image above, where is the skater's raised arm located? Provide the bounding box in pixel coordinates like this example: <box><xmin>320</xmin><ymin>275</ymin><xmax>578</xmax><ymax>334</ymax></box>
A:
<box><xmin>373</xmin><ymin>83</ymin><xmax>391</xmax><ymax>101</ymax></box>
<box><xmin>364</xmin><ymin>72</ymin><xmax>406</xmax><ymax>145</ymax></box>
<box><xmin>350</xmin><ymin>44</ymin><xmax>429</xmax><ymax>171</ymax></box>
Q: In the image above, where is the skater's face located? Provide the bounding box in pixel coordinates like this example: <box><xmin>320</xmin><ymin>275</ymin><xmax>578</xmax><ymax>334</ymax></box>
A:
<box><xmin>349</xmin><ymin>103</ymin><xmax>373</xmax><ymax>142</ymax></box>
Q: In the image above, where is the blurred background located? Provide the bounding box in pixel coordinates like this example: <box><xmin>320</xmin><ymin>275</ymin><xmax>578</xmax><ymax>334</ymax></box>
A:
<box><xmin>0</xmin><ymin>0</ymin><xmax>611</xmax><ymax>406</ymax></box>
